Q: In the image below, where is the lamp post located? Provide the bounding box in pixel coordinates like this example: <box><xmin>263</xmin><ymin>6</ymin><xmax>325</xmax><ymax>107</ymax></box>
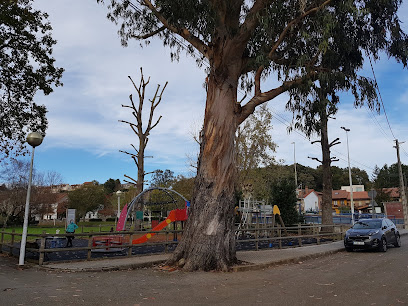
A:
<box><xmin>341</xmin><ymin>126</ymin><xmax>355</xmax><ymax>225</ymax></box>
<box><xmin>19</xmin><ymin>132</ymin><xmax>43</xmax><ymax>266</ymax></box>
<box><xmin>115</xmin><ymin>190</ymin><xmax>123</xmax><ymax>229</ymax></box>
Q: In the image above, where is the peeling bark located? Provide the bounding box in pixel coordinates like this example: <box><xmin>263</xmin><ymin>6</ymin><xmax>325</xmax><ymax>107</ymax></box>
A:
<box><xmin>168</xmin><ymin>66</ymin><xmax>239</xmax><ymax>271</ymax></box>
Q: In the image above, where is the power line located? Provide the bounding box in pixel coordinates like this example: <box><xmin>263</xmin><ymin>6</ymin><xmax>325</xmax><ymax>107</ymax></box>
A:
<box><xmin>368</xmin><ymin>55</ymin><xmax>396</xmax><ymax>139</ymax></box>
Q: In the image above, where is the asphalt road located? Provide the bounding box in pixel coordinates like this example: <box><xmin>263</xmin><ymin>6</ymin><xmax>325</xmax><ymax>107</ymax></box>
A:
<box><xmin>1</xmin><ymin>236</ymin><xmax>407</xmax><ymax>305</ymax></box>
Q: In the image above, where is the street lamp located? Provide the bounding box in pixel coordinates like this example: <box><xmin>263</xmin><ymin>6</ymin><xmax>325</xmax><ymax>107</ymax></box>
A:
<box><xmin>19</xmin><ymin>132</ymin><xmax>43</xmax><ymax>266</ymax></box>
<box><xmin>341</xmin><ymin>126</ymin><xmax>355</xmax><ymax>225</ymax></box>
<box><xmin>115</xmin><ymin>190</ymin><xmax>123</xmax><ymax>229</ymax></box>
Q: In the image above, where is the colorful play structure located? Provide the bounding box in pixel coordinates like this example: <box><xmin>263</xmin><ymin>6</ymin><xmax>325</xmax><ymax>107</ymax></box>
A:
<box><xmin>91</xmin><ymin>187</ymin><xmax>189</xmax><ymax>251</ymax></box>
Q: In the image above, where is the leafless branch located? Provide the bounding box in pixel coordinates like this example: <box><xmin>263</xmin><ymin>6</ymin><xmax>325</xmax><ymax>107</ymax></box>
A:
<box><xmin>308</xmin><ymin>156</ymin><xmax>322</xmax><ymax>164</ymax></box>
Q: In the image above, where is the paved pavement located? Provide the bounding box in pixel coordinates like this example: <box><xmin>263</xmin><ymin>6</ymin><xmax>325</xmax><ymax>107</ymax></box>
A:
<box><xmin>38</xmin><ymin>229</ymin><xmax>408</xmax><ymax>272</ymax></box>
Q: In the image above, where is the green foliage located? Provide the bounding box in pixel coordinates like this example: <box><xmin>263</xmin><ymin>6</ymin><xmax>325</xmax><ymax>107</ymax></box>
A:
<box><xmin>67</xmin><ymin>185</ymin><xmax>106</xmax><ymax>221</ymax></box>
<box><xmin>269</xmin><ymin>179</ymin><xmax>299</xmax><ymax>226</ymax></box>
<box><xmin>373</xmin><ymin>163</ymin><xmax>408</xmax><ymax>189</ymax></box>
<box><xmin>149</xmin><ymin>169</ymin><xmax>175</xmax><ymax>188</ymax></box>
<box><xmin>236</xmin><ymin>104</ymin><xmax>276</xmax><ymax>178</ymax></box>
<box><xmin>0</xmin><ymin>0</ymin><xmax>63</xmax><ymax>158</ymax></box>
<box><xmin>171</xmin><ymin>175</ymin><xmax>194</xmax><ymax>201</ymax></box>
<box><xmin>103</xmin><ymin>178</ymin><xmax>121</xmax><ymax>194</ymax></box>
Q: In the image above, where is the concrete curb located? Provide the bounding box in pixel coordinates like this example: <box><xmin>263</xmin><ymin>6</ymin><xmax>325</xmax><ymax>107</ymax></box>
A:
<box><xmin>232</xmin><ymin>247</ymin><xmax>344</xmax><ymax>272</ymax></box>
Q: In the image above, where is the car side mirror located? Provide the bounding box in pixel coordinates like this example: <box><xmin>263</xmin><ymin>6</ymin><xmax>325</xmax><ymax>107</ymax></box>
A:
<box><xmin>382</xmin><ymin>226</ymin><xmax>387</xmax><ymax>230</ymax></box>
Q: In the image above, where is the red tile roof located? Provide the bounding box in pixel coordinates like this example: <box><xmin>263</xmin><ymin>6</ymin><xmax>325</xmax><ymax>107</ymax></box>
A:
<box><xmin>332</xmin><ymin>190</ymin><xmax>348</xmax><ymax>199</ymax></box>
<box><xmin>382</xmin><ymin>187</ymin><xmax>399</xmax><ymax>198</ymax></box>
<box><xmin>348</xmin><ymin>191</ymin><xmax>370</xmax><ymax>200</ymax></box>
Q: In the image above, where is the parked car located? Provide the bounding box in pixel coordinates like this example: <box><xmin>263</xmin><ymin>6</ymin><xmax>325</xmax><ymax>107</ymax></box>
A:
<box><xmin>344</xmin><ymin>218</ymin><xmax>401</xmax><ymax>252</ymax></box>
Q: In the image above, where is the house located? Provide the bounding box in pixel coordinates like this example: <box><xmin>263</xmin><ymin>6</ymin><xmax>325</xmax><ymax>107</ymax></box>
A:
<box><xmin>33</xmin><ymin>193</ymin><xmax>68</xmax><ymax>221</ymax></box>
<box><xmin>297</xmin><ymin>188</ymin><xmax>322</xmax><ymax>213</ymax></box>
<box><xmin>331</xmin><ymin>189</ymin><xmax>371</xmax><ymax>212</ymax></box>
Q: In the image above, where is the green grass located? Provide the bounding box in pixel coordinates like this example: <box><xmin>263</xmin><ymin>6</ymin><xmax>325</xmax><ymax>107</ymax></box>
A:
<box><xmin>0</xmin><ymin>224</ymin><xmax>116</xmax><ymax>243</ymax></box>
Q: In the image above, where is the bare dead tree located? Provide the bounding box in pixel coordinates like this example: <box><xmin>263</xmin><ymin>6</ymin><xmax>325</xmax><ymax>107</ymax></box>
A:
<box><xmin>119</xmin><ymin>68</ymin><xmax>167</xmax><ymax>225</ymax></box>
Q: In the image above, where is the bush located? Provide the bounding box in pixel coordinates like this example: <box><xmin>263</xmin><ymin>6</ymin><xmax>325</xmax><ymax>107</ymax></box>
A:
<box><xmin>89</xmin><ymin>218</ymin><xmax>102</xmax><ymax>222</ymax></box>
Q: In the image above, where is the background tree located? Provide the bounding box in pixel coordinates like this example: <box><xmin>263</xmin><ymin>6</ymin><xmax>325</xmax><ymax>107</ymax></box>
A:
<box><xmin>120</xmin><ymin>68</ymin><xmax>167</xmax><ymax>194</ymax></box>
<box><xmin>0</xmin><ymin>0</ymin><xmax>63</xmax><ymax>159</ymax></box>
<box><xmin>0</xmin><ymin>159</ymin><xmax>63</xmax><ymax>226</ymax></box>
<box><xmin>236</xmin><ymin>103</ymin><xmax>276</xmax><ymax>197</ymax></box>
<box><xmin>101</xmin><ymin>0</ymin><xmax>408</xmax><ymax>271</ymax></box>
<box><xmin>103</xmin><ymin>178</ymin><xmax>121</xmax><ymax>194</ymax></box>
<box><xmin>269</xmin><ymin>179</ymin><xmax>299</xmax><ymax>226</ymax></box>
<box><xmin>67</xmin><ymin>184</ymin><xmax>106</xmax><ymax>221</ymax></box>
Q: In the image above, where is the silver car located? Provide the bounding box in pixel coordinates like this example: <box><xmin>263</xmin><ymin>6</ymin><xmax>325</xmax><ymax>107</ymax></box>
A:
<box><xmin>344</xmin><ymin>218</ymin><xmax>401</xmax><ymax>252</ymax></box>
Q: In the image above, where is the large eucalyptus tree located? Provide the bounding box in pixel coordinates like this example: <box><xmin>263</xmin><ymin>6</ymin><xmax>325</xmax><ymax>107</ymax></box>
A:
<box><xmin>99</xmin><ymin>0</ymin><xmax>408</xmax><ymax>270</ymax></box>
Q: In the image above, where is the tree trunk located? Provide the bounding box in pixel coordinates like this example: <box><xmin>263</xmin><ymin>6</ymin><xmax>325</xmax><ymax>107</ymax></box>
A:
<box><xmin>320</xmin><ymin>109</ymin><xmax>334</xmax><ymax>230</ymax></box>
<box><xmin>168</xmin><ymin>65</ymin><xmax>240</xmax><ymax>271</ymax></box>
<box><xmin>134</xmin><ymin>137</ymin><xmax>145</xmax><ymax>230</ymax></box>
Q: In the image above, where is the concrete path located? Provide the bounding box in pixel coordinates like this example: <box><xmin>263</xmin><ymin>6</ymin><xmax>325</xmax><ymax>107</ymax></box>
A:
<box><xmin>39</xmin><ymin>229</ymin><xmax>408</xmax><ymax>272</ymax></box>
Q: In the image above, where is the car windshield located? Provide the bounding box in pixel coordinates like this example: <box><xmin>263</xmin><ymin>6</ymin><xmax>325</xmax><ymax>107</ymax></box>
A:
<box><xmin>352</xmin><ymin>220</ymin><xmax>382</xmax><ymax>229</ymax></box>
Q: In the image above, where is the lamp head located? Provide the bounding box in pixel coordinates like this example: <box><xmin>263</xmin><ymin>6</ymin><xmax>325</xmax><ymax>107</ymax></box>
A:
<box><xmin>26</xmin><ymin>132</ymin><xmax>43</xmax><ymax>147</ymax></box>
<box><xmin>341</xmin><ymin>127</ymin><xmax>350</xmax><ymax>132</ymax></box>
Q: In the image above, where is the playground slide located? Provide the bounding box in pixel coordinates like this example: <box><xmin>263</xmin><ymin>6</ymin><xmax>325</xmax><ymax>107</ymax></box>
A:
<box><xmin>132</xmin><ymin>208</ymin><xmax>187</xmax><ymax>244</ymax></box>
<box><xmin>116</xmin><ymin>203</ymin><xmax>128</xmax><ymax>231</ymax></box>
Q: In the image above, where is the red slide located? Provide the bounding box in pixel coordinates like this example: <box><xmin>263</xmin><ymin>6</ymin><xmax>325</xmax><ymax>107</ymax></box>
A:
<box><xmin>132</xmin><ymin>208</ymin><xmax>187</xmax><ymax>244</ymax></box>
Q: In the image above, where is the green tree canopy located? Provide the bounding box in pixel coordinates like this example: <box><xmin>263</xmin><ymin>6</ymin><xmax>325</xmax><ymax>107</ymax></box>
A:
<box><xmin>0</xmin><ymin>0</ymin><xmax>63</xmax><ymax>159</ymax></box>
<box><xmin>269</xmin><ymin>178</ymin><xmax>299</xmax><ymax>226</ymax></box>
<box><xmin>68</xmin><ymin>185</ymin><xmax>106</xmax><ymax>220</ymax></box>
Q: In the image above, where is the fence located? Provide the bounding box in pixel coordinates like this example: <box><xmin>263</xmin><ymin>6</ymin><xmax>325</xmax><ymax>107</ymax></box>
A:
<box><xmin>0</xmin><ymin>223</ymin><xmax>347</xmax><ymax>266</ymax></box>
<box><xmin>304</xmin><ymin>213</ymin><xmax>403</xmax><ymax>225</ymax></box>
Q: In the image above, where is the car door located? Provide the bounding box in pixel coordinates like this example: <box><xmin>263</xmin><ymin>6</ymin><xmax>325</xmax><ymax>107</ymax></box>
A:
<box><xmin>386</xmin><ymin>219</ymin><xmax>397</xmax><ymax>243</ymax></box>
<box><xmin>383</xmin><ymin>219</ymin><xmax>393</xmax><ymax>243</ymax></box>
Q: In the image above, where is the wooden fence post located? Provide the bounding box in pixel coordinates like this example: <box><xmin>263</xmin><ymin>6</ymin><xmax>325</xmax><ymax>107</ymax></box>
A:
<box><xmin>165</xmin><ymin>230</ymin><xmax>168</xmax><ymax>253</ymax></box>
<box><xmin>87</xmin><ymin>234</ymin><xmax>93</xmax><ymax>260</ymax></box>
<box><xmin>255</xmin><ymin>214</ymin><xmax>259</xmax><ymax>251</ymax></box>
<box><xmin>128</xmin><ymin>234</ymin><xmax>133</xmax><ymax>257</ymax></box>
<box><xmin>10</xmin><ymin>229</ymin><xmax>15</xmax><ymax>256</ymax></box>
<box><xmin>298</xmin><ymin>223</ymin><xmax>302</xmax><ymax>247</ymax></box>
<box><xmin>38</xmin><ymin>231</ymin><xmax>46</xmax><ymax>265</ymax></box>
<box><xmin>0</xmin><ymin>230</ymin><xmax>4</xmax><ymax>253</ymax></box>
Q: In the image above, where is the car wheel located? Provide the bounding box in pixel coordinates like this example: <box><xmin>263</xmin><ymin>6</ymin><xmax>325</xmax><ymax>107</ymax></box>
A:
<box><xmin>379</xmin><ymin>237</ymin><xmax>387</xmax><ymax>252</ymax></box>
<box><xmin>345</xmin><ymin>247</ymin><xmax>353</xmax><ymax>252</ymax></box>
<box><xmin>394</xmin><ymin>234</ymin><xmax>401</xmax><ymax>248</ymax></box>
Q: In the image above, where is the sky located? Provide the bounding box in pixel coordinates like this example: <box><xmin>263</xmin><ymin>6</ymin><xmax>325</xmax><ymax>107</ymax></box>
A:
<box><xmin>25</xmin><ymin>0</ymin><xmax>408</xmax><ymax>186</ymax></box>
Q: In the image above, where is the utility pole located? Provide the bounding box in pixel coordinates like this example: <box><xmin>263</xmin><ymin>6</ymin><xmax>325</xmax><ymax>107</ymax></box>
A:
<box><xmin>394</xmin><ymin>139</ymin><xmax>408</xmax><ymax>229</ymax></box>
<box><xmin>292</xmin><ymin>142</ymin><xmax>298</xmax><ymax>188</ymax></box>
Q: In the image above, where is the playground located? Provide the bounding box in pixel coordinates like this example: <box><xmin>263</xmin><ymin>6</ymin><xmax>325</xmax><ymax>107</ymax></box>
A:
<box><xmin>0</xmin><ymin>190</ymin><xmax>345</xmax><ymax>265</ymax></box>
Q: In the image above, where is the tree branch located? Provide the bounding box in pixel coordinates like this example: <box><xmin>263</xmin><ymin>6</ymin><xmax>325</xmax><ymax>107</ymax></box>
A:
<box><xmin>133</xmin><ymin>26</ymin><xmax>166</xmax><ymax>39</ymax></box>
<box><xmin>238</xmin><ymin>0</ymin><xmax>269</xmax><ymax>41</ymax></box>
<box><xmin>329</xmin><ymin>138</ymin><xmax>340</xmax><ymax>147</ymax></box>
<box><xmin>141</xmin><ymin>0</ymin><xmax>209</xmax><ymax>58</ymax></box>
<box><xmin>308</xmin><ymin>156</ymin><xmax>322</xmax><ymax>164</ymax></box>
<box><xmin>124</xmin><ymin>175</ymin><xmax>138</xmax><ymax>184</ymax></box>
<box><xmin>268</xmin><ymin>0</ymin><xmax>332</xmax><ymax>58</ymax></box>
<box><xmin>237</xmin><ymin>71</ymin><xmax>316</xmax><ymax>125</ymax></box>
